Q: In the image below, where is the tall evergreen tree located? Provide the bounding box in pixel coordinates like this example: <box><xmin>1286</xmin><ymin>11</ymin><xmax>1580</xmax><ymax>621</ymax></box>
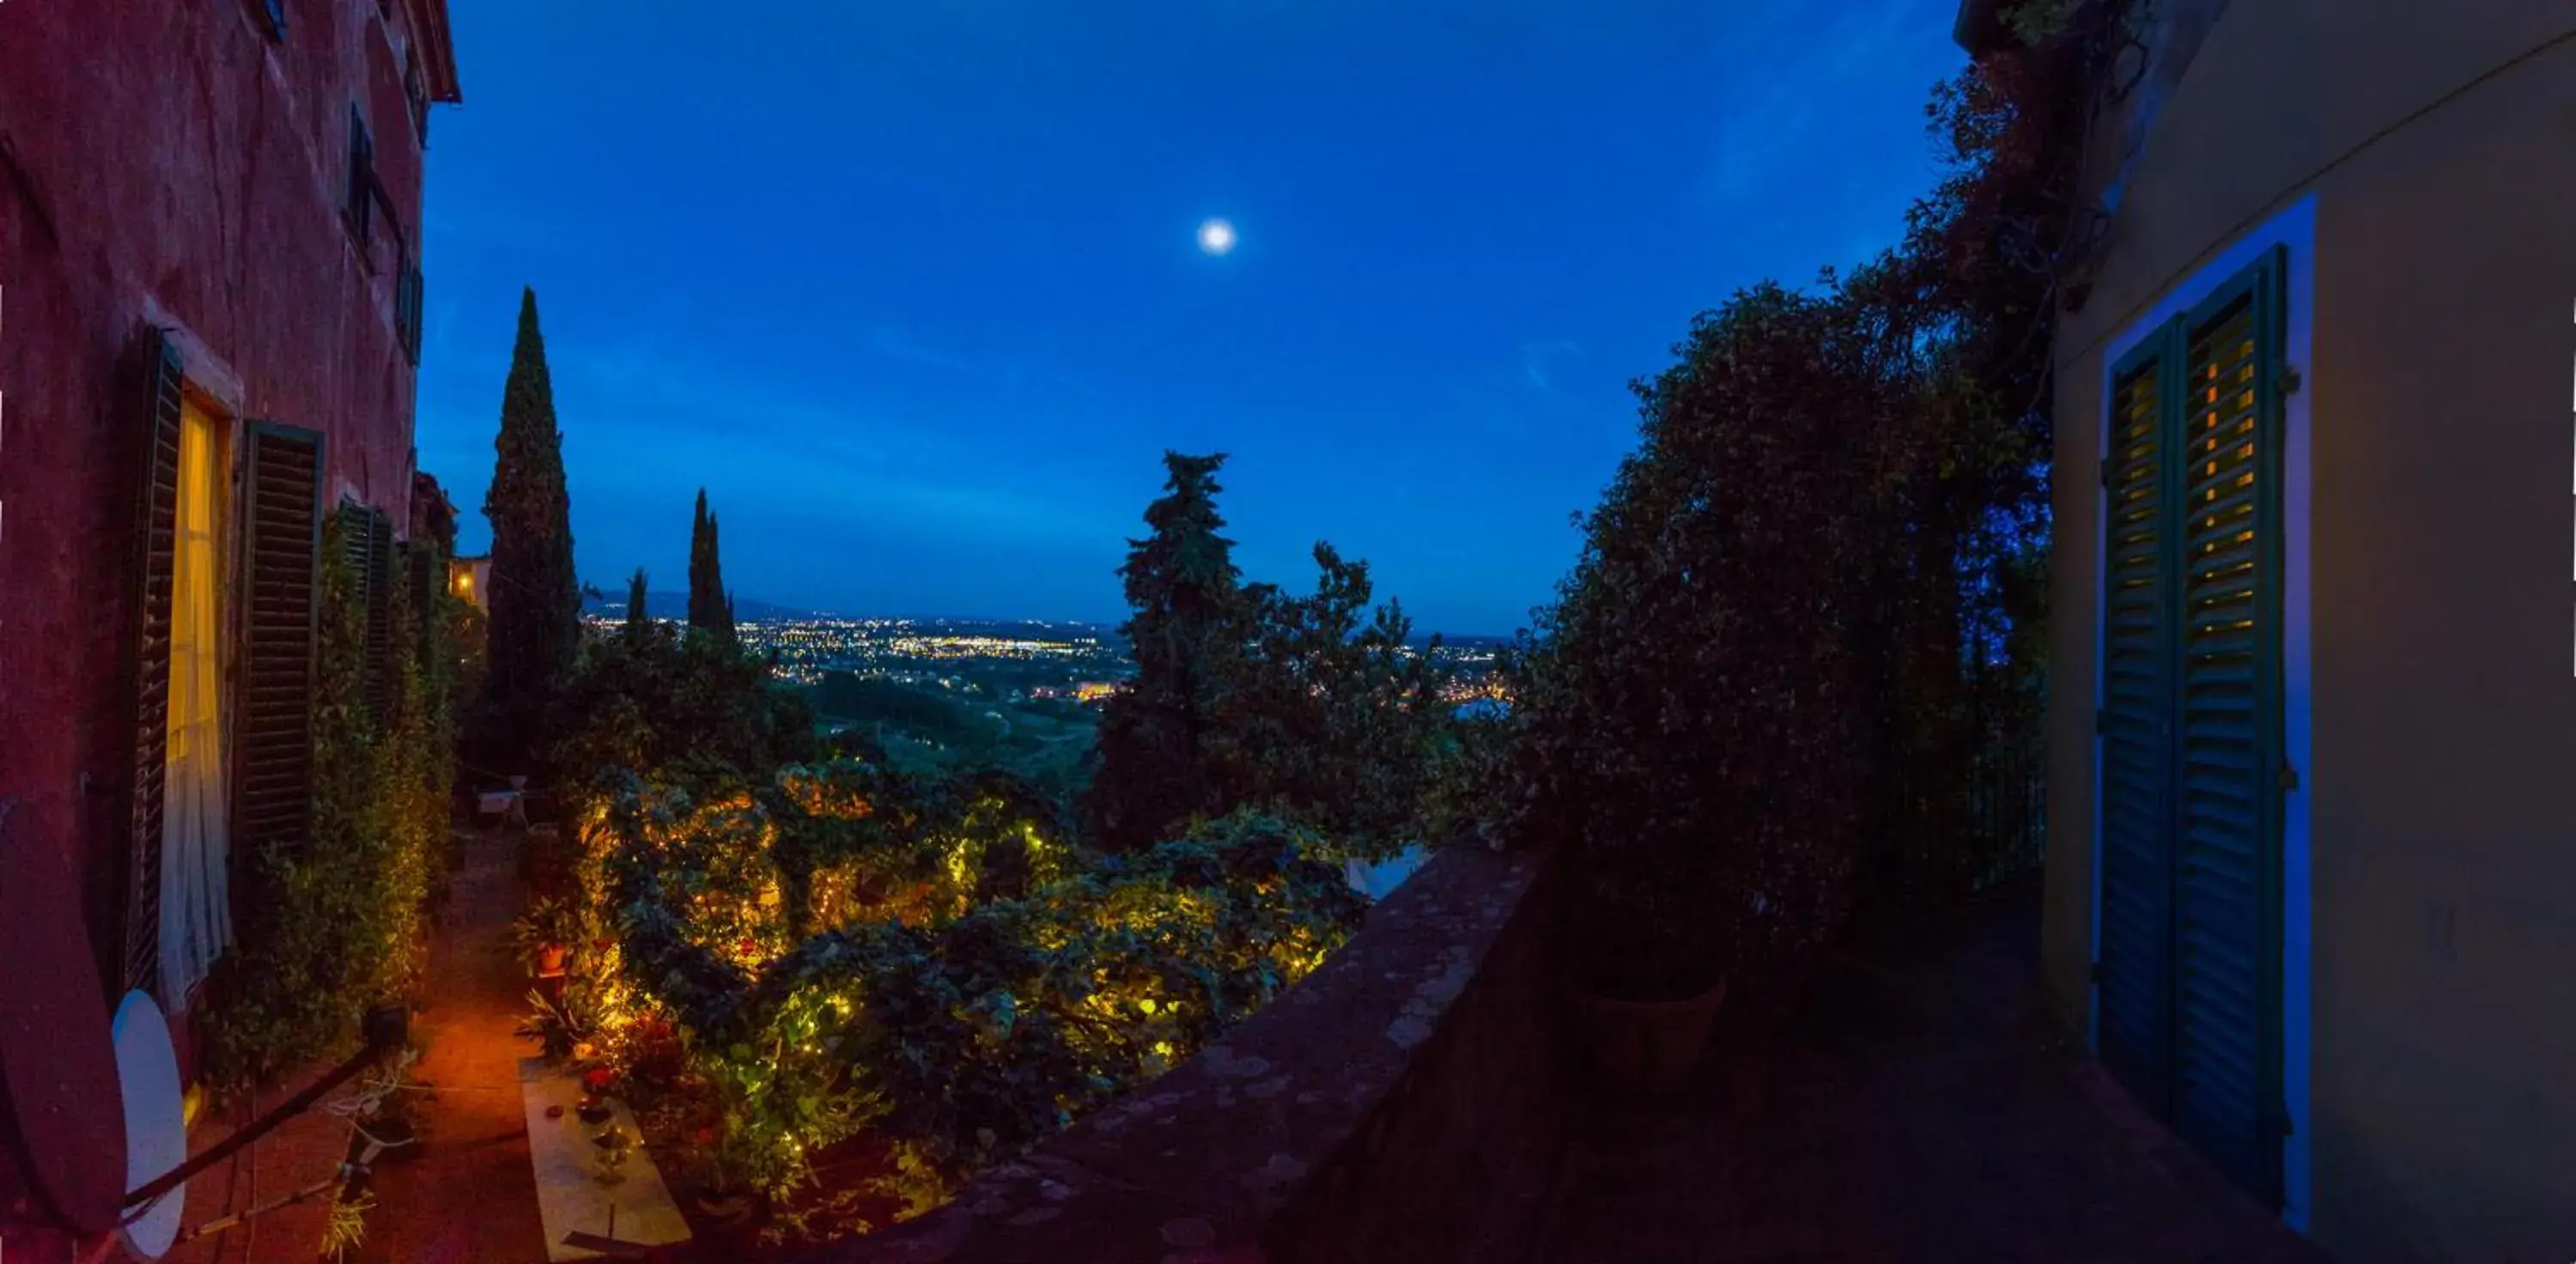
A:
<box><xmin>687</xmin><ymin>489</ymin><xmax>736</xmax><ymax>641</ymax></box>
<box><xmin>624</xmin><ymin>568</ymin><xmax>651</xmax><ymax>639</ymax></box>
<box><xmin>1081</xmin><ymin>452</ymin><xmax>1244</xmax><ymax>851</ymax></box>
<box><xmin>481</xmin><ymin>287</ymin><xmax>581</xmax><ymax>774</ymax></box>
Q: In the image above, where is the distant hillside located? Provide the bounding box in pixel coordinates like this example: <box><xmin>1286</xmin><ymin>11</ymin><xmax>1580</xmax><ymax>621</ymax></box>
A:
<box><xmin>581</xmin><ymin>591</ymin><xmax>811</xmax><ymax>622</ymax></box>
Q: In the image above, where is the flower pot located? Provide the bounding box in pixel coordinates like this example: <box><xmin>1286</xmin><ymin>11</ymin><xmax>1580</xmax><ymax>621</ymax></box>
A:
<box><xmin>1572</xmin><ymin>975</ymin><xmax>1728</xmax><ymax>1096</ymax></box>
<box><xmin>536</xmin><ymin>943</ymin><xmax>569</xmax><ymax>975</ymax></box>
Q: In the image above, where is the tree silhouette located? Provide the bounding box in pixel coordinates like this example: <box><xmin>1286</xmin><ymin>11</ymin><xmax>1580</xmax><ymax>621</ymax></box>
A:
<box><xmin>688</xmin><ymin>489</ymin><xmax>736</xmax><ymax>641</ymax></box>
<box><xmin>625</xmin><ymin>568</ymin><xmax>651</xmax><ymax>639</ymax></box>
<box><xmin>480</xmin><ymin>286</ymin><xmax>581</xmax><ymax>775</ymax></box>
<box><xmin>1081</xmin><ymin>452</ymin><xmax>1243</xmax><ymax>851</ymax></box>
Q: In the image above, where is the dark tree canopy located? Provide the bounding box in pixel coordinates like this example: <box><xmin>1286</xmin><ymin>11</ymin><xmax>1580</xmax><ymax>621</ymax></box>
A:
<box><xmin>1081</xmin><ymin>452</ymin><xmax>1243</xmax><ymax>851</ymax></box>
<box><xmin>688</xmin><ymin>489</ymin><xmax>737</xmax><ymax>642</ymax></box>
<box><xmin>480</xmin><ymin>286</ymin><xmax>582</xmax><ymax>775</ymax></box>
<box><xmin>1214</xmin><ymin>544</ymin><xmax>1445</xmax><ymax>862</ymax></box>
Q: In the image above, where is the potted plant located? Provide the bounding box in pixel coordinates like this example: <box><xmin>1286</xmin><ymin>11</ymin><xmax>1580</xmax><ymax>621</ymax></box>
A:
<box><xmin>512</xmin><ymin>896</ymin><xmax>583</xmax><ymax>977</ymax></box>
<box><xmin>518</xmin><ymin>987</ymin><xmax>590</xmax><ymax>1062</ymax></box>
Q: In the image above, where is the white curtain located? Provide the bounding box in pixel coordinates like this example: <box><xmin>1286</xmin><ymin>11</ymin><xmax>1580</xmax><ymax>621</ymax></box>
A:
<box><xmin>161</xmin><ymin>403</ymin><xmax>234</xmax><ymax>1008</ymax></box>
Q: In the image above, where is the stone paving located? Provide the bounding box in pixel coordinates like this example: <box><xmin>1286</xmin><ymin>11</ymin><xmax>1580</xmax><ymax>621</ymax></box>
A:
<box><xmin>1531</xmin><ymin>878</ymin><xmax>2332</xmax><ymax>1264</ymax></box>
<box><xmin>358</xmin><ymin>824</ymin><xmax>550</xmax><ymax>1262</ymax></box>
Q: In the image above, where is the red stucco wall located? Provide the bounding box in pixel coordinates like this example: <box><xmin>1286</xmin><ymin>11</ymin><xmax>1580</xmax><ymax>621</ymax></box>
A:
<box><xmin>0</xmin><ymin>0</ymin><xmax>449</xmax><ymax>1252</ymax></box>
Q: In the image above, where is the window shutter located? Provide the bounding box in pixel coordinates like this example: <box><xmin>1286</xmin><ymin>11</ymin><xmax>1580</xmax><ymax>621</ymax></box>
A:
<box><xmin>367</xmin><ymin>508</ymin><xmax>396</xmax><ymax>724</ymax></box>
<box><xmin>396</xmin><ymin>266</ymin><xmax>425</xmax><ymax>365</ymax></box>
<box><xmin>2091</xmin><ymin>246</ymin><xmax>2291</xmax><ymax>1212</ymax></box>
<box><xmin>337</xmin><ymin>503</ymin><xmax>395</xmax><ymax>726</ymax></box>
<box><xmin>2167</xmin><ymin>248</ymin><xmax>2287</xmax><ymax>1205</ymax></box>
<box><xmin>2095</xmin><ymin>334</ymin><xmax>2179</xmax><ymax>1121</ymax></box>
<box><xmin>234</xmin><ymin>423</ymin><xmax>325</xmax><ymax>926</ymax></box>
<box><xmin>123</xmin><ymin>331</ymin><xmax>186</xmax><ymax>996</ymax></box>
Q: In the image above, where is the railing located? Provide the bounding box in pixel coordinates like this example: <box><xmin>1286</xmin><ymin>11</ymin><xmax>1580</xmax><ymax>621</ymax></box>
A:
<box><xmin>1861</xmin><ymin>715</ymin><xmax>2048</xmax><ymax>915</ymax></box>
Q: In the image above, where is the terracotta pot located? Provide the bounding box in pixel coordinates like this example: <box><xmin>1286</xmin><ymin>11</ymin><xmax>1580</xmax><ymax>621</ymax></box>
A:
<box><xmin>536</xmin><ymin>942</ymin><xmax>570</xmax><ymax>975</ymax></box>
<box><xmin>1573</xmin><ymin>975</ymin><xmax>1728</xmax><ymax>1095</ymax></box>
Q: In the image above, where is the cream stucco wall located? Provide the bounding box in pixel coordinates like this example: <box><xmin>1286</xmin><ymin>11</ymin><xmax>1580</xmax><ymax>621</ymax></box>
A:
<box><xmin>2044</xmin><ymin>3</ymin><xmax>2576</xmax><ymax>1258</ymax></box>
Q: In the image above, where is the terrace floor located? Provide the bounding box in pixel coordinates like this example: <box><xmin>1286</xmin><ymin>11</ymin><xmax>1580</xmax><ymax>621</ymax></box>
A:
<box><xmin>1528</xmin><ymin>876</ymin><xmax>2329</xmax><ymax>1264</ymax></box>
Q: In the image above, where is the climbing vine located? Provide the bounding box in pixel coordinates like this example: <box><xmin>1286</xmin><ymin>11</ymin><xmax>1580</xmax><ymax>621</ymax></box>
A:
<box><xmin>198</xmin><ymin>508</ymin><xmax>464</xmax><ymax>1096</ymax></box>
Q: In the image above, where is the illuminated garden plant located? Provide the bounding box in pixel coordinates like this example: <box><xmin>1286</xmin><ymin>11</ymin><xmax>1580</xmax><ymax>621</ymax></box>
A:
<box><xmin>538</xmin><ymin>764</ymin><xmax>1367</xmax><ymax>1239</ymax></box>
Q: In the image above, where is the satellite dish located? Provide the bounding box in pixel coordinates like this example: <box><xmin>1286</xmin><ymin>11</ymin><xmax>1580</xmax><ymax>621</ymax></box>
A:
<box><xmin>112</xmin><ymin>991</ymin><xmax>186</xmax><ymax>1259</ymax></box>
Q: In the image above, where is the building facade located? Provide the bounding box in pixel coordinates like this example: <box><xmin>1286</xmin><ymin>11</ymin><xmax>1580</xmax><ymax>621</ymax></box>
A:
<box><xmin>2010</xmin><ymin>0</ymin><xmax>2576</xmax><ymax>1256</ymax></box>
<box><xmin>0</xmin><ymin>0</ymin><xmax>459</xmax><ymax>1254</ymax></box>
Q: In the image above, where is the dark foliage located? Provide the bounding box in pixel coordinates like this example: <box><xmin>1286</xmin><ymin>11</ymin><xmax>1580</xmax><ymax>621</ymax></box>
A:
<box><xmin>1215</xmin><ymin>544</ymin><xmax>1449</xmax><ymax>863</ymax></box>
<box><xmin>479</xmin><ymin>287</ymin><xmax>583</xmax><ymax>775</ymax></box>
<box><xmin>1495</xmin><ymin>41</ymin><xmax>2092</xmax><ymax>997</ymax></box>
<box><xmin>549</xmin><ymin>613</ymin><xmax>817</xmax><ymax>796</ymax></box>
<box><xmin>1080</xmin><ymin>453</ymin><xmax>1243</xmax><ymax>851</ymax></box>
<box><xmin>689</xmin><ymin>488</ymin><xmax>738</xmax><ymax>642</ymax></box>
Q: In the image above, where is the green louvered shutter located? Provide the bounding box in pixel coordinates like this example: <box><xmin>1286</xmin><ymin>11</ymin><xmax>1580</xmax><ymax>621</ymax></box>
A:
<box><xmin>2096</xmin><ymin>336</ymin><xmax>2180</xmax><ymax>1118</ymax></box>
<box><xmin>123</xmin><ymin>331</ymin><xmax>186</xmax><ymax>996</ymax></box>
<box><xmin>2169</xmin><ymin>250</ymin><xmax>2287</xmax><ymax>1206</ymax></box>
<box><xmin>366</xmin><ymin>507</ymin><xmax>396</xmax><ymax>724</ymax></box>
<box><xmin>234</xmin><ymin>422</ymin><xmax>325</xmax><ymax>936</ymax></box>
<box><xmin>337</xmin><ymin>502</ymin><xmax>396</xmax><ymax>726</ymax></box>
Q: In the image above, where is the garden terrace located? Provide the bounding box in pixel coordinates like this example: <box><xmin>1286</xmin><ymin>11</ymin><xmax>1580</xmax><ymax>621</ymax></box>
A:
<box><xmin>811</xmin><ymin>842</ymin><xmax>1564</xmax><ymax>1263</ymax></box>
<box><xmin>805</xmin><ymin>862</ymin><xmax>2329</xmax><ymax>1264</ymax></box>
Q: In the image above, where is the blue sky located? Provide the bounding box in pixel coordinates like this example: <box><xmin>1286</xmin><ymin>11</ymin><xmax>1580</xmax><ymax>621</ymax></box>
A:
<box><xmin>416</xmin><ymin>0</ymin><xmax>1965</xmax><ymax>637</ymax></box>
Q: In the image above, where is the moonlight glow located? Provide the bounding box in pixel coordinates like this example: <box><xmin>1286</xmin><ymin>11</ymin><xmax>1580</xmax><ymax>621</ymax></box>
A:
<box><xmin>1196</xmin><ymin>218</ymin><xmax>1236</xmax><ymax>256</ymax></box>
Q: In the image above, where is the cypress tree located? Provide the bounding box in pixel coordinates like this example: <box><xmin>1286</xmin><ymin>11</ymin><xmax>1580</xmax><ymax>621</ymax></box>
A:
<box><xmin>624</xmin><ymin>568</ymin><xmax>650</xmax><ymax>639</ymax></box>
<box><xmin>687</xmin><ymin>489</ymin><xmax>735</xmax><ymax>641</ymax></box>
<box><xmin>481</xmin><ymin>287</ymin><xmax>581</xmax><ymax>774</ymax></box>
<box><xmin>1080</xmin><ymin>452</ymin><xmax>1243</xmax><ymax>850</ymax></box>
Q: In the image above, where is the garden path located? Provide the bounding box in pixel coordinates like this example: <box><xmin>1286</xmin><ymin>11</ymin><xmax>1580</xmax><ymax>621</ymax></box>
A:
<box><xmin>356</xmin><ymin>824</ymin><xmax>550</xmax><ymax>1263</ymax></box>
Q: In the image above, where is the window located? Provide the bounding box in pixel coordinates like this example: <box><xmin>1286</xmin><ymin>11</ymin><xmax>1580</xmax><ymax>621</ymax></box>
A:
<box><xmin>2093</xmin><ymin>246</ymin><xmax>2292</xmax><ymax>1207</ymax></box>
<box><xmin>258</xmin><ymin>0</ymin><xmax>286</xmax><ymax>40</ymax></box>
<box><xmin>405</xmin><ymin>56</ymin><xmax>432</xmax><ymax>149</ymax></box>
<box><xmin>347</xmin><ymin>106</ymin><xmax>376</xmax><ymax>251</ymax></box>
<box><xmin>396</xmin><ymin>264</ymin><xmax>425</xmax><ymax>365</ymax></box>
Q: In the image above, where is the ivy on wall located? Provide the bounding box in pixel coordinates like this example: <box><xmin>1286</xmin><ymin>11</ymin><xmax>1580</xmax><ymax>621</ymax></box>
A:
<box><xmin>198</xmin><ymin>507</ymin><xmax>464</xmax><ymax>1096</ymax></box>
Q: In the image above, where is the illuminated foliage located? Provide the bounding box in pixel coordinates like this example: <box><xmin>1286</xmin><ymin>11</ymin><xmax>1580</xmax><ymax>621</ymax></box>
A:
<box><xmin>200</xmin><ymin>508</ymin><xmax>464</xmax><ymax>1094</ymax></box>
<box><xmin>560</xmin><ymin>769</ymin><xmax>1362</xmax><ymax>1238</ymax></box>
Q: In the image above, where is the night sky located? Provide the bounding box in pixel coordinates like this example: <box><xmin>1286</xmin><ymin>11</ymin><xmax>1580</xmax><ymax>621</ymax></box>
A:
<box><xmin>415</xmin><ymin>0</ymin><xmax>1965</xmax><ymax>637</ymax></box>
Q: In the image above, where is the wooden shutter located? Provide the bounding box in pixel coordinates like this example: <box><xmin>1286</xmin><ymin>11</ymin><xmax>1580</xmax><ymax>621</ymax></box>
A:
<box><xmin>367</xmin><ymin>509</ymin><xmax>395</xmax><ymax>723</ymax></box>
<box><xmin>2095</xmin><ymin>336</ymin><xmax>2179</xmax><ymax>1120</ymax></box>
<box><xmin>2168</xmin><ymin>250</ymin><xmax>2287</xmax><ymax>1205</ymax></box>
<box><xmin>122</xmin><ymin>331</ymin><xmax>185</xmax><ymax>995</ymax></box>
<box><xmin>234</xmin><ymin>423</ymin><xmax>325</xmax><ymax>914</ymax></box>
<box><xmin>2092</xmin><ymin>247</ymin><xmax>2290</xmax><ymax>1211</ymax></box>
<box><xmin>337</xmin><ymin>503</ymin><xmax>395</xmax><ymax>726</ymax></box>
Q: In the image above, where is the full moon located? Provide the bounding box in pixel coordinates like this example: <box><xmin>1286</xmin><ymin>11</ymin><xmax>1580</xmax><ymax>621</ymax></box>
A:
<box><xmin>1196</xmin><ymin>217</ymin><xmax>1236</xmax><ymax>256</ymax></box>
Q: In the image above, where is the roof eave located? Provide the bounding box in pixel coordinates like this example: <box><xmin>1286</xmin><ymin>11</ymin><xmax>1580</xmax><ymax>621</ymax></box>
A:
<box><xmin>407</xmin><ymin>0</ymin><xmax>465</xmax><ymax>104</ymax></box>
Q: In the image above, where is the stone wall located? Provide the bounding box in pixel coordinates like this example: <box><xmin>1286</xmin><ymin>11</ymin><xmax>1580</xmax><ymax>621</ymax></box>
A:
<box><xmin>814</xmin><ymin>844</ymin><xmax>1568</xmax><ymax>1264</ymax></box>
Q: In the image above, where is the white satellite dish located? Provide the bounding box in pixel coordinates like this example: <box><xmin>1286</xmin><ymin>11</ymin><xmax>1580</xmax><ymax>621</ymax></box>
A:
<box><xmin>112</xmin><ymin>990</ymin><xmax>186</xmax><ymax>1259</ymax></box>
